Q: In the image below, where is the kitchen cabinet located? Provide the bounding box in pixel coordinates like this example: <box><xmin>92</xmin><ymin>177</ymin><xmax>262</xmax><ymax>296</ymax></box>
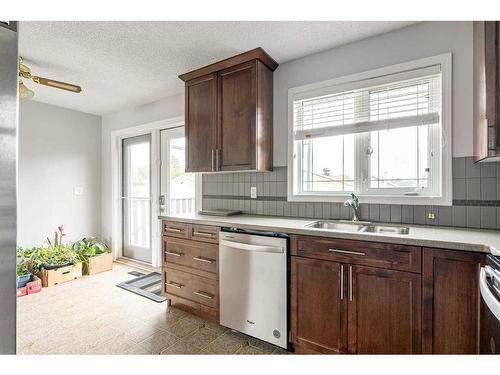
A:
<box><xmin>179</xmin><ymin>48</ymin><xmax>277</xmax><ymax>172</ymax></box>
<box><xmin>422</xmin><ymin>247</ymin><xmax>484</xmax><ymax>354</ymax></box>
<box><xmin>290</xmin><ymin>235</ymin><xmax>422</xmax><ymax>354</ymax></box>
<box><xmin>184</xmin><ymin>74</ymin><xmax>217</xmax><ymax>172</ymax></box>
<box><xmin>473</xmin><ymin>21</ymin><xmax>500</xmax><ymax>162</ymax></box>
<box><xmin>162</xmin><ymin>221</ymin><xmax>220</xmax><ymax>322</ymax></box>
<box><xmin>348</xmin><ymin>265</ymin><xmax>421</xmax><ymax>354</ymax></box>
<box><xmin>291</xmin><ymin>257</ymin><xmax>347</xmax><ymax>354</ymax></box>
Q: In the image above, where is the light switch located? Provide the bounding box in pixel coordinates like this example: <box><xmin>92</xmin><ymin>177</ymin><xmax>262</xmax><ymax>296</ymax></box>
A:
<box><xmin>74</xmin><ymin>186</ymin><xmax>84</xmax><ymax>196</ymax></box>
<box><xmin>250</xmin><ymin>186</ymin><xmax>257</xmax><ymax>199</ymax></box>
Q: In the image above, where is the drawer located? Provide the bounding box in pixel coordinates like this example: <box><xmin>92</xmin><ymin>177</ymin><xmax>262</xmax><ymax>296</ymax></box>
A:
<box><xmin>164</xmin><ymin>268</ymin><xmax>218</xmax><ymax>309</ymax></box>
<box><xmin>162</xmin><ymin>221</ymin><xmax>189</xmax><ymax>239</ymax></box>
<box><xmin>163</xmin><ymin>236</ymin><xmax>218</xmax><ymax>275</ymax></box>
<box><xmin>291</xmin><ymin>235</ymin><xmax>422</xmax><ymax>273</ymax></box>
<box><xmin>190</xmin><ymin>224</ymin><xmax>219</xmax><ymax>243</ymax></box>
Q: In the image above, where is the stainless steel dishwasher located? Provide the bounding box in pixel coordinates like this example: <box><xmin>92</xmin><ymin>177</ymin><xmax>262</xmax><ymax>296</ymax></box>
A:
<box><xmin>219</xmin><ymin>227</ymin><xmax>289</xmax><ymax>349</ymax></box>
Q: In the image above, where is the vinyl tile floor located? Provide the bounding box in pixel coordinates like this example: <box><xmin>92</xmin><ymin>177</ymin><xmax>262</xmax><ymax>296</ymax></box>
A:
<box><xmin>16</xmin><ymin>263</ymin><xmax>289</xmax><ymax>355</ymax></box>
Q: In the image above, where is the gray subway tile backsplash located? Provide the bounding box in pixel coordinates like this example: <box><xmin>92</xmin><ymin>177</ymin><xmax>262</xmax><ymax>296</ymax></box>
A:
<box><xmin>201</xmin><ymin>159</ymin><xmax>500</xmax><ymax>230</ymax></box>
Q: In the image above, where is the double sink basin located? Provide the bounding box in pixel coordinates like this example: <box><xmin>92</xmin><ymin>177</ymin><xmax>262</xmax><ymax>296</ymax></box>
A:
<box><xmin>306</xmin><ymin>220</ymin><xmax>410</xmax><ymax>235</ymax></box>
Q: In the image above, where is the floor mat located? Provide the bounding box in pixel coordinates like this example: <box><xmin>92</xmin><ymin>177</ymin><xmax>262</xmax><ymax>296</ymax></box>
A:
<box><xmin>128</xmin><ymin>271</ymin><xmax>145</xmax><ymax>277</ymax></box>
<box><xmin>117</xmin><ymin>272</ymin><xmax>167</xmax><ymax>303</ymax></box>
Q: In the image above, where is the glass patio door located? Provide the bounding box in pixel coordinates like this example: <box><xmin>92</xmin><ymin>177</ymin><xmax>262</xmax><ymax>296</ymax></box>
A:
<box><xmin>122</xmin><ymin>134</ymin><xmax>152</xmax><ymax>263</ymax></box>
<box><xmin>160</xmin><ymin>127</ymin><xmax>196</xmax><ymax>216</ymax></box>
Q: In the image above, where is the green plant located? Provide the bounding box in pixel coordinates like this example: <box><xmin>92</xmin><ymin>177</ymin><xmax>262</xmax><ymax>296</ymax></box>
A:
<box><xmin>16</xmin><ymin>258</ymin><xmax>30</xmax><ymax>277</ymax></box>
<box><xmin>72</xmin><ymin>237</ymin><xmax>110</xmax><ymax>266</ymax></box>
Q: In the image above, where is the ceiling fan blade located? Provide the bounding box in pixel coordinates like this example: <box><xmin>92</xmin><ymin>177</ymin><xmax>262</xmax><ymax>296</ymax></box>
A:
<box><xmin>31</xmin><ymin>75</ymin><xmax>82</xmax><ymax>93</ymax></box>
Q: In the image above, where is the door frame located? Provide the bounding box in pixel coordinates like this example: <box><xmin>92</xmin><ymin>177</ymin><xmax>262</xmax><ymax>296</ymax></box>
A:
<box><xmin>111</xmin><ymin>115</ymin><xmax>202</xmax><ymax>267</ymax></box>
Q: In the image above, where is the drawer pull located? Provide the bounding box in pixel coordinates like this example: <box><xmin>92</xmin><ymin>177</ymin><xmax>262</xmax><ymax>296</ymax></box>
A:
<box><xmin>193</xmin><ymin>231</ymin><xmax>214</xmax><ymax>237</ymax></box>
<box><xmin>165</xmin><ymin>227</ymin><xmax>182</xmax><ymax>233</ymax></box>
<box><xmin>166</xmin><ymin>281</ymin><xmax>183</xmax><ymax>289</ymax></box>
<box><xmin>193</xmin><ymin>291</ymin><xmax>214</xmax><ymax>299</ymax></box>
<box><xmin>165</xmin><ymin>251</ymin><xmax>183</xmax><ymax>257</ymax></box>
<box><xmin>329</xmin><ymin>248</ymin><xmax>366</xmax><ymax>256</ymax></box>
<box><xmin>193</xmin><ymin>256</ymin><xmax>214</xmax><ymax>264</ymax></box>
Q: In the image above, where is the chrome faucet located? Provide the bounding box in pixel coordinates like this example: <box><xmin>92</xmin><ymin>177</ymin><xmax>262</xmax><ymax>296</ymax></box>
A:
<box><xmin>344</xmin><ymin>193</ymin><xmax>361</xmax><ymax>221</ymax></box>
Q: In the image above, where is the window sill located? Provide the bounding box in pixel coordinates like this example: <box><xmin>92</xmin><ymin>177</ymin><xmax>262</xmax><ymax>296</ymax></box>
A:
<box><xmin>287</xmin><ymin>193</ymin><xmax>452</xmax><ymax>206</ymax></box>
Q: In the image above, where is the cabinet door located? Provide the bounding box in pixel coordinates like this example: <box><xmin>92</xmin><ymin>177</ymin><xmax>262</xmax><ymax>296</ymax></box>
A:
<box><xmin>473</xmin><ymin>21</ymin><xmax>500</xmax><ymax>160</ymax></box>
<box><xmin>347</xmin><ymin>265</ymin><xmax>422</xmax><ymax>354</ymax></box>
<box><xmin>185</xmin><ymin>73</ymin><xmax>217</xmax><ymax>172</ymax></box>
<box><xmin>217</xmin><ymin>61</ymin><xmax>256</xmax><ymax>170</ymax></box>
<box><xmin>422</xmin><ymin>248</ymin><xmax>484</xmax><ymax>354</ymax></box>
<box><xmin>291</xmin><ymin>257</ymin><xmax>347</xmax><ymax>353</ymax></box>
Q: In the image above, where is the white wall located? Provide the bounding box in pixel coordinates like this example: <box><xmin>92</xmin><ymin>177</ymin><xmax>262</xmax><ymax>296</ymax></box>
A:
<box><xmin>100</xmin><ymin>94</ymin><xmax>184</xmax><ymax>245</ymax></box>
<box><xmin>18</xmin><ymin>101</ymin><xmax>102</xmax><ymax>248</ymax></box>
<box><xmin>273</xmin><ymin>21</ymin><xmax>473</xmax><ymax>165</ymax></box>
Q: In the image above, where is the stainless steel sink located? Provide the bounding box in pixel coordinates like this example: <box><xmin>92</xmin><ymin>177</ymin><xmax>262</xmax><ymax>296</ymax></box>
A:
<box><xmin>305</xmin><ymin>221</ymin><xmax>366</xmax><ymax>232</ymax></box>
<box><xmin>305</xmin><ymin>221</ymin><xmax>410</xmax><ymax>235</ymax></box>
<box><xmin>359</xmin><ymin>225</ymin><xmax>410</xmax><ymax>235</ymax></box>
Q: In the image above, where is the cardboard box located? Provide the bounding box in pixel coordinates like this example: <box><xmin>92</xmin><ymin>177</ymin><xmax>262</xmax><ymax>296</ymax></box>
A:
<box><xmin>84</xmin><ymin>253</ymin><xmax>113</xmax><ymax>275</ymax></box>
<box><xmin>37</xmin><ymin>263</ymin><xmax>82</xmax><ymax>287</ymax></box>
<box><xmin>26</xmin><ymin>275</ymin><xmax>42</xmax><ymax>294</ymax></box>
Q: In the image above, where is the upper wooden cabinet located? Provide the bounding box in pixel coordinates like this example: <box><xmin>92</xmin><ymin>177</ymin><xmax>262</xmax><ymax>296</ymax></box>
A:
<box><xmin>179</xmin><ymin>48</ymin><xmax>278</xmax><ymax>172</ymax></box>
<box><xmin>473</xmin><ymin>21</ymin><xmax>500</xmax><ymax>162</ymax></box>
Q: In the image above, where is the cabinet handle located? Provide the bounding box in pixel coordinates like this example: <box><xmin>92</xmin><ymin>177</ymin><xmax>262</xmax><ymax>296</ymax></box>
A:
<box><xmin>165</xmin><ymin>227</ymin><xmax>181</xmax><ymax>233</ymax></box>
<box><xmin>193</xmin><ymin>231</ymin><xmax>214</xmax><ymax>237</ymax></box>
<box><xmin>166</xmin><ymin>281</ymin><xmax>183</xmax><ymax>289</ymax></box>
<box><xmin>340</xmin><ymin>264</ymin><xmax>344</xmax><ymax>301</ymax></box>
<box><xmin>349</xmin><ymin>265</ymin><xmax>353</xmax><ymax>301</ymax></box>
<box><xmin>215</xmin><ymin>149</ymin><xmax>220</xmax><ymax>171</ymax></box>
<box><xmin>329</xmin><ymin>248</ymin><xmax>366</xmax><ymax>256</ymax></box>
<box><xmin>211</xmin><ymin>149</ymin><xmax>215</xmax><ymax>171</ymax></box>
<box><xmin>165</xmin><ymin>251</ymin><xmax>183</xmax><ymax>257</ymax></box>
<box><xmin>193</xmin><ymin>256</ymin><xmax>214</xmax><ymax>264</ymax></box>
<box><xmin>193</xmin><ymin>291</ymin><xmax>213</xmax><ymax>299</ymax></box>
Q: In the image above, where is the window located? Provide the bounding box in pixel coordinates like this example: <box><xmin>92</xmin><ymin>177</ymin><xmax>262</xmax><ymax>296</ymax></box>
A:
<box><xmin>288</xmin><ymin>54</ymin><xmax>452</xmax><ymax>205</ymax></box>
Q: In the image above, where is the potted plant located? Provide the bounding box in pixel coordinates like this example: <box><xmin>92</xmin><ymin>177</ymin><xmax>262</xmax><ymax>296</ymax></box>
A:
<box><xmin>16</xmin><ymin>255</ymin><xmax>32</xmax><ymax>288</ymax></box>
<box><xmin>72</xmin><ymin>237</ymin><xmax>112</xmax><ymax>275</ymax></box>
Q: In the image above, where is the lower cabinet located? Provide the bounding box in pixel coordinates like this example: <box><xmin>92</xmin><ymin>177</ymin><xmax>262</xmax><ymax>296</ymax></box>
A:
<box><xmin>348</xmin><ymin>265</ymin><xmax>421</xmax><ymax>354</ymax></box>
<box><xmin>291</xmin><ymin>257</ymin><xmax>421</xmax><ymax>354</ymax></box>
<box><xmin>290</xmin><ymin>235</ymin><xmax>485</xmax><ymax>354</ymax></box>
<box><xmin>291</xmin><ymin>257</ymin><xmax>347</xmax><ymax>354</ymax></box>
<box><xmin>422</xmin><ymin>247</ymin><xmax>484</xmax><ymax>354</ymax></box>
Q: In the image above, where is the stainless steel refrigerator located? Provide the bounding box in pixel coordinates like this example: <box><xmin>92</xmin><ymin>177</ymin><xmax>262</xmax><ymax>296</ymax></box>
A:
<box><xmin>0</xmin><ymin>21</ymin><xmax>18</xmax><ymax>354</ymax></box>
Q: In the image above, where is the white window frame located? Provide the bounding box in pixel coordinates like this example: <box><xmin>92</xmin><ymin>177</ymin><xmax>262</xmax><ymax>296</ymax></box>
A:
<box><xmin>287</xmin><ymin>53</ymin><xmax>452</xmax><ymax>206</ymax></box>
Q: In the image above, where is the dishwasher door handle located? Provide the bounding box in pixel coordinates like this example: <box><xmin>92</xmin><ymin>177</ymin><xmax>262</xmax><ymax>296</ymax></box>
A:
<box><xmin>220</xmin><ymin>239</ymin><xmax>285</xmax><ymax>254</ymax></box>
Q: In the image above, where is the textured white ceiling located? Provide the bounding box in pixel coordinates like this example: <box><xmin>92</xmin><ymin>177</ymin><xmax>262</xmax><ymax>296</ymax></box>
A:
<box><xmin>18</xmin><ymin>21</ymin><xmax>416</xmax><ymax>115</ymax></box>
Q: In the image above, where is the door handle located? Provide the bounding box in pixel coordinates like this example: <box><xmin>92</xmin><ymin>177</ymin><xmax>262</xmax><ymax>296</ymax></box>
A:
<box><xmin>349</xmin><ymin>265</ymin><xmax>353</xmax><ymax>301</ymax></box>
<box><xmin>211</xmin><ymin>149</ymin><xmax>215</xmax><ymax>171</ymax></box>
<box><xmin>220</xmin><ymin>239</ymin><xmax>284</xmax><ymax>254</ymax></box>
<box><xmin>329</xmin><ymin>248</ymin><xmax>366</xmax><ymax>256</ymax></box>
<box><xmin>193</xmin><ymin>256</ymin><xmax>214</xmax><ymax>264</ymax></box>
<box><xmin>165</xmin><ymin>251</ymin><xmax>183</xmax><ymax>257</ymax></box>
<box><xmin>193</xmin><ymin>291</ymin><xmax>214</xmax><ymax>299</ymax></box>
<box><xmin>340</xmin><ymin>264</ymin><xmax>344</xmax><ymax>301</ymax></box>
<box><xmin>166</xmin><ymin>281</ymin><xmax>183</xmax><ymax>289</ymax></box>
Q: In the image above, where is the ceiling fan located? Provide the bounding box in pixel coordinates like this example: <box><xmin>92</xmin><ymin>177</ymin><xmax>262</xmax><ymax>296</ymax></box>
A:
<box><xmin>18</xmin><ymin>57</ymin><xmax>82</xmax><ymax>100</ymax></box>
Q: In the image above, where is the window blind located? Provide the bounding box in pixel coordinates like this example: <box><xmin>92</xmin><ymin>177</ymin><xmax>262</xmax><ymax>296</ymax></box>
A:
<box><xmin>293</xmin><ymin>65</ymin><xmax>441</xmax><ymax>141</ymax></box>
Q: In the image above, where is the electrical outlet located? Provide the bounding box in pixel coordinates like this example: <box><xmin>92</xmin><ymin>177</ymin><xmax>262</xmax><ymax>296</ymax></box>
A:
<box><xmin>427</xmin><ymin>212</ymin><xmax>436</xmax><ymax>220</ymax></box>
<box><xmin>250</xmin><ymin>186</ymin><xmax>257</xmax><ymax>199</ymax></box>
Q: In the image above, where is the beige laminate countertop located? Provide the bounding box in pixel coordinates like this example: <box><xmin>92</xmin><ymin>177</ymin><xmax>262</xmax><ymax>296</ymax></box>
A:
<box><xmin>159</xmin><ymin>213</ymin><xmax>500</xmax><ymax>256</ymax></box>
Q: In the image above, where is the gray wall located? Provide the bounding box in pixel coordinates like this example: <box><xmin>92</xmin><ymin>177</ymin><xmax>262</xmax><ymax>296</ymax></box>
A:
<box><xmin>273</xmin><ymin>21</ymin><xmax>473</xmax><ymax>165</ymax></box>
<box><xmin>100</xmin><ymin>93</ymin><xmax>184</xmax><ymax>245</ymax></box>
<box><xmin>18</xmin><ymin>101</ymin><xmax>102</xmax><ymax>247</ymax></box>
<box><xmin>202</xmin><ymin>157</ymin><xmax>500</xmax><ymax>230</ymax></box>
